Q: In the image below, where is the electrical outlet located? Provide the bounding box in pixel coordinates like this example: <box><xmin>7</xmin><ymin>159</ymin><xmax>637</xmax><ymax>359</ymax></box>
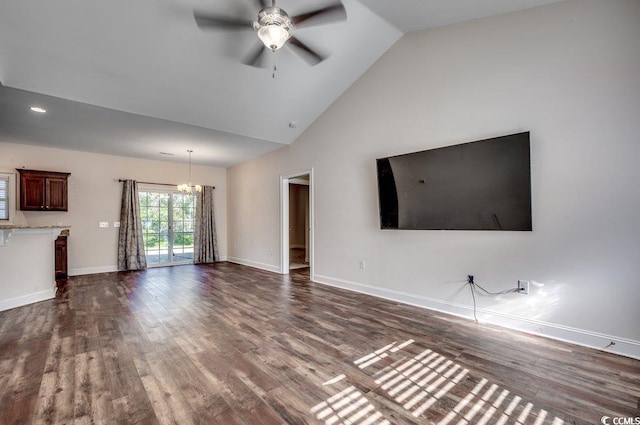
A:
<box><xmin>518</xmin><ymin>280</ymin><xmax>529</xmax><ymax>294</ymax></box>
<box><xmin>359</xmin><ymin>259</ymin><xmax>366</xmax><ymax>270</ymax></box>
<box><xmin>99</xmin><ymin>222</ymin><xmax>109</xmax><ymax>228</ymax></box>
<box><xmin>113</xmin><ymin>222</ymin><xmax>121</xmax><ymax>228</ymax></box>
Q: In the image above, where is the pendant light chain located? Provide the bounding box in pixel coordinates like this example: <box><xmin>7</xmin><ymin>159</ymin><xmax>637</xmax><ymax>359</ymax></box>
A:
<box><xmin>188</xmin><ymin>149</ymin><xmax>193</xmax><ymax>184</ymax></box>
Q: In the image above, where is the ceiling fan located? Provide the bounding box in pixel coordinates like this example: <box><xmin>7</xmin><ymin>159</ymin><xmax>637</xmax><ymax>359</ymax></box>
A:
<box><xmin>193</xmin><ymin>0</ymin><xmax>347</xmax><ymax>67</ymax></box>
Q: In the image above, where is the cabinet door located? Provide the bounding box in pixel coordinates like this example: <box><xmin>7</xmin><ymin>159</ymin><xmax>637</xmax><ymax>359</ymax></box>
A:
<box><xmin>46</xmin><ymin>177</ymin><xmax>68</xmax><ymax>211</ymax></box>
<box><xmin>18</xmin><ymin>169</ymin><xmax>70</xmax><ymax>211</ymax></box>
<box><xmin>20</xmin><ymin>175</ymin><xmax>45</xmax><ymax>210</ymax></box>
<box><xmin>55</xmin><ymin>236</ymin><xmax>68</xmax><ymax>279</ymax></box>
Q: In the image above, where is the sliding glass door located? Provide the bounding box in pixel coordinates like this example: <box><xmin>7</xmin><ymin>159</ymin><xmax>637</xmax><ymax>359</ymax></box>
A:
<box><xmin>139</xmin><ymin>190</ymin><xmax>196</xmax><ymax>266</ymax></box>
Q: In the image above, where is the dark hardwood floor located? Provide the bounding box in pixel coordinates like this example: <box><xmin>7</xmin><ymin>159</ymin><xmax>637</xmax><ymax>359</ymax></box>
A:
<box><xmin>0</xmin><ymin>262</ymin><xmax>638</xmax><ymax>424</ymax></box>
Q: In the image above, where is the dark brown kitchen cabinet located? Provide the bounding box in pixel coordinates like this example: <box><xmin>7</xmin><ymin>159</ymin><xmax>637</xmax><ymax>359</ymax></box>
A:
<box><xmin>55</xmin><ymin>235</ymin><xmax>68</xmax><ymax>280</ymax></box>
<box><xmin>17</xmin><ymin>169</ymin><xmax>70</xmax><ymax>211</ymax></box>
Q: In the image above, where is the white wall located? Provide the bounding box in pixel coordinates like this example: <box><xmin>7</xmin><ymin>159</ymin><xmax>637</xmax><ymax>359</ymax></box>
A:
<box><xmin>227</xmin><ymin>0</ymin><xmax>640</xmax><ymax>358</ymax></box>
<box><xmin>0</xmin><ymin>142</ymin><xmax>227</xmax><ymax>274</ymax></box>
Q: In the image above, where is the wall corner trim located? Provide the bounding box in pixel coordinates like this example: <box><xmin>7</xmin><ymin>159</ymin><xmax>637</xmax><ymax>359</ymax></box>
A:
<box><xmin>227</xmin><ymin>257</ymin><xmax>281</xmax><ymax>274</ymax></box>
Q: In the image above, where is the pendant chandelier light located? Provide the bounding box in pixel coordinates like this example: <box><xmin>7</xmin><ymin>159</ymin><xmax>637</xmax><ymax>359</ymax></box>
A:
<box><xmin>177</xmin><ymin>150</ymin><xmax>202</xmax><ymax>194</ymax></box>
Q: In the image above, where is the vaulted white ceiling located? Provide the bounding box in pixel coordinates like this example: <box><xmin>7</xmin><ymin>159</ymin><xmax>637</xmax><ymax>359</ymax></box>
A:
<box><xmin>0</xmin><ymin>0</ymin><xmax>562</xmax><ymax>167</ymax></box>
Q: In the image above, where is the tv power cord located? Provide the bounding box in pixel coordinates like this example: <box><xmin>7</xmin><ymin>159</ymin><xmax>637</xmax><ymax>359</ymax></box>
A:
<box><xmin>466</xmin><ymin>275</ymin><xmax>518</xmax><ymax>323</ymax></box>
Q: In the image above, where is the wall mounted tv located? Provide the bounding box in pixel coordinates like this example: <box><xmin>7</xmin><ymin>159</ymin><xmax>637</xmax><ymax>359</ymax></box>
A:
<box><xmin>376</xmin><ymin>132</ymin><xmax>531</xmax><ymax>231</ymax></box>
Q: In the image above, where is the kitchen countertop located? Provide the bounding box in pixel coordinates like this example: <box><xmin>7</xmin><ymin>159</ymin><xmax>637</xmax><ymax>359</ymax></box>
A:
<box><xmin>0</xmin><ymin>225</ymin><xmax>71</xmax><ymax>245</ymax></box>
<box><xmin>0</xmin><ymin>224</ymin><xmax>71</xmax><ymax>229</ymax></box>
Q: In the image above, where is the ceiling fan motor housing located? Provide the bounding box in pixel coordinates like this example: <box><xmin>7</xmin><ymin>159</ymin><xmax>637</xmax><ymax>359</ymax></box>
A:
<box><xmin>254</xmin><ymin>7</ymin><xmax>294</xmax><ymax>51</ymax></box>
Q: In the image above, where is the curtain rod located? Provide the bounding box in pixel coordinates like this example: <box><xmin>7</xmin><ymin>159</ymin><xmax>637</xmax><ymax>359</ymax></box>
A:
<box><xmin>118</xmin><ymin>179</ymin><xmax>215</xmax><ymax>189</ymax></box>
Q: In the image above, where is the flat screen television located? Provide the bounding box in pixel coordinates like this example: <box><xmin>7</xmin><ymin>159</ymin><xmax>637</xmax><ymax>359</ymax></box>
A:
<box><xmin>376</xmin><ymin>132</ymin><xmax>531</xmax><ymax>231</ymax></box>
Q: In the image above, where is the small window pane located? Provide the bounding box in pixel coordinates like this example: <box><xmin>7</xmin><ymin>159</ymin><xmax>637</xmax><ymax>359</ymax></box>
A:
<box><xmin>0</xmin><ymin>176</ymin><xmax>9</xmax><ymax>220</ymax></box>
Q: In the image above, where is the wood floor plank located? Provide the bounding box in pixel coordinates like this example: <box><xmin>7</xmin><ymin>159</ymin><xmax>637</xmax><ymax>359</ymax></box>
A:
<box><xmin>73</xmin><ymin>350</ymin><xmax>114</xmax><ymax>425</ymax></box>
<box><xmin>32</xmin><ymin>334</ymin><xmax>76</xmax><ymax>424</ymax></box>
<box><xmin>135</xmin><ymin>355</ymin><xmax>196</xmax><ymax>425</ymax></box>
<box><xmin>111</xmin><ymin>394</ymin><xmax>159</xmax><ymax>425</ymax></box>
<box><xmin>153</xmin><ymin>347</ymin><xmax>233</xmax><ymax>423</ymax></box>
<box><xmin>1</xmin><ymin>262</ymin><xmax>638</xmax><ymax>424</ymax></box>
<box><xmin>0</xmin><ymin>336</ymin><xmax>50</xmax><ymax>425</ymax></box>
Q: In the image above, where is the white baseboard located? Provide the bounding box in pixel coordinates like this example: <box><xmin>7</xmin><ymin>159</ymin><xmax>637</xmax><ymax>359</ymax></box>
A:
<box><xmin>227</xmin><ymin>256</ymin><xmax>281</xmax><ymax>273</ymax></box>
<box><xmin>0</xmin><ymin>286</ymin><xmax>56</xmax><ymax>312</ymax></box>
<box><xmin>313</xmin><ymin>274</ymin><xmax>640</xmax><ymax>360</ymax></box>
<box><xmin>69</xmin><ymin>265</ymin><xmax>118</xmax><ymax>276</ymax></box>
<box><xmin>70</xmin><ymin>258</ymin><xmax>228</xmax><ymax>276</ymax></box>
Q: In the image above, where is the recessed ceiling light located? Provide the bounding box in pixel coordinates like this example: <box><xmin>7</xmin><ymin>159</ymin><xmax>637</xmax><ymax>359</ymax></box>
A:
<box><xmin>30</xmin><ymin>106</ymin><xmax>47</xmax><ymax>113</ymax></box>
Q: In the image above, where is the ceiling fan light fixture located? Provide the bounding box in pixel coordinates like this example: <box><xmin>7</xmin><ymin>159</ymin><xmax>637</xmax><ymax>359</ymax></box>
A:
<box><xmin>257</xmin><ymin>25</ymin><xmax>291</xmax><ymax>51</ymax></box>
<box><xmin>254</xmin><ymin>7</ymin><xmax>293</xmax><ymax>51</ymax></box>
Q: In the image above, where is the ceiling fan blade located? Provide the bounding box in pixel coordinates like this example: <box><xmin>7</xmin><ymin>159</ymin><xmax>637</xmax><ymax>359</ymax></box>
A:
<box><xmin>291</xmin><ymin>3</ymin><xmax>346</xmax><ymax>28</ymax></box>
<box><xmin>288</xmin><ymin>37</ymin><xmax>326</xmax><ymax>66</ymax></box>
<box><xmin>243</xmin><ymin>42</ymin><xmax>268</xmax><ymax>67</ymax></box>
<box><xmin>193</xmin><ymin>12</ymin><xmax>254</xmax><ymax>30</ymax></box>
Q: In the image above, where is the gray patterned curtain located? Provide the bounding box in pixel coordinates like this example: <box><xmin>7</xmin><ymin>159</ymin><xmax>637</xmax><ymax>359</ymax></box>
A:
<box><xmin>194</xmin><ymin>185</ymin><xmax>219</xmax><ymax>264</ymax></box>
<box><xmin>117</xmin><ymin>180</ymin><xmax>147</xmax><ymax>271</ymax></box>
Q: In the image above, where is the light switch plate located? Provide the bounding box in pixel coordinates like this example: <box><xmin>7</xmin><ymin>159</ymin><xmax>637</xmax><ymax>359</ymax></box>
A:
<box><xmin>113</xmin><ymin>222</ymin><xmax>121</xmax><ymax>228</ymax></box>
<box><xmin>99</xmin><ymin>222</ymin><xmax>109</xmax><ymax>228</ymax></box>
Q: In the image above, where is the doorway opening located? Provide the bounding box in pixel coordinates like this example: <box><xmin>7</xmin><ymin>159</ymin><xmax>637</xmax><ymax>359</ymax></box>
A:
<box><xmin>288</xmin><ymin>178</ymin><xmax>310</xmax><ymax>270</ymax></box>
<box><xmin>281</xmin><ymin>169</ymin><xmax>314</xmax><ymax>278</ymax></box>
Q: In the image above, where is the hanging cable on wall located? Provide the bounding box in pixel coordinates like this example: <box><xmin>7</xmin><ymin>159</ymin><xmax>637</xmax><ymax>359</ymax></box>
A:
<box><xmin>466</xmin><ymin>275</ymin><xmax>518</xmax><ymax>323</ymax></box>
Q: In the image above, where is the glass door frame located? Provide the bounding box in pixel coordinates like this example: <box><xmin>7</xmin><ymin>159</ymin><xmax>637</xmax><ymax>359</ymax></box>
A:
<box><xmin>138</xmin><ymin>184</ymin><xmax>196</xmax><ymax>268</ymax></box>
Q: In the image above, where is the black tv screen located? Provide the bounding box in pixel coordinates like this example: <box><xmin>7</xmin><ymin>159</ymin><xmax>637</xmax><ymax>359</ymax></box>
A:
<box><xmin>377</xmin><ymin>132</ymin><xmax>532</xmax><ymax>231</ymax></box>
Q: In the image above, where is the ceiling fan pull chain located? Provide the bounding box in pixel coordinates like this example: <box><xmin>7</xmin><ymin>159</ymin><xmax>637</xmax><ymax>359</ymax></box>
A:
<box><xmin>272</xmin><ymin>54</ymin><xmax>277</xmax><ymax>78</ymax></box>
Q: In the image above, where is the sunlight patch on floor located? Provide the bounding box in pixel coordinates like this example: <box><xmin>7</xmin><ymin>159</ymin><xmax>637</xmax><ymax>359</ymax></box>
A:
<box><xmin>310</xmin><ymin>384</ymin><xmax>390</xmax><ymax>425</ymax></box>
<box><xmin>310</xmin><ymin>339</ymin><xmax>566</xmax><ymax>424</ymax></box>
